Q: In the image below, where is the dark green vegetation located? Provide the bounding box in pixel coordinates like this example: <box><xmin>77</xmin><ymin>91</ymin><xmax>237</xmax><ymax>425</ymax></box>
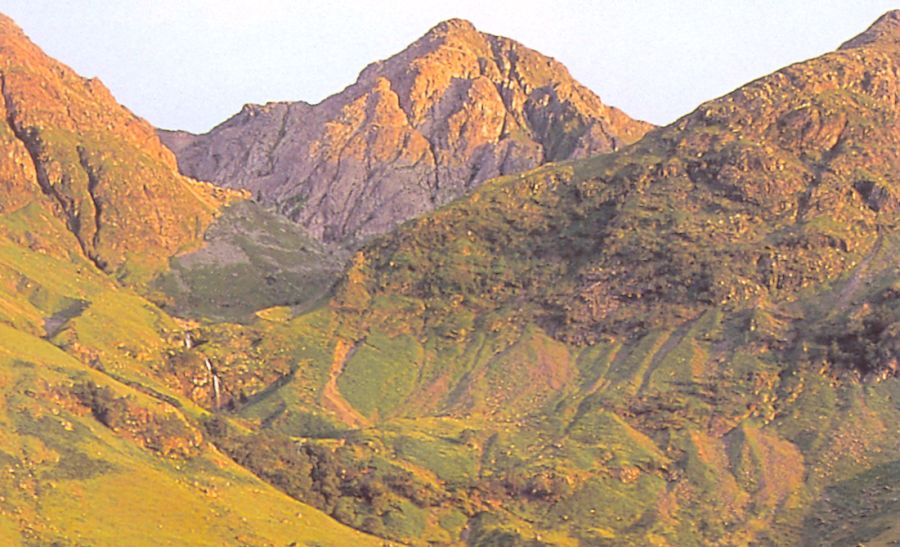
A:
<box><xmin>205</xmin><ymin>416</ymin><xmax>454</xmax><ymax>542</ymax></box>
<box><xmin>1</xmin><ymin>8</ymin><xmax>899</xmax><ymax>547</ymax></box>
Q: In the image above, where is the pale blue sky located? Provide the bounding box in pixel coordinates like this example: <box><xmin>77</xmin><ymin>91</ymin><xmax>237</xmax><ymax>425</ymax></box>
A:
<box><xmin>2</xmin><ymin>1</ymin><xmax>897</xmax><ymax>133</ymax></box>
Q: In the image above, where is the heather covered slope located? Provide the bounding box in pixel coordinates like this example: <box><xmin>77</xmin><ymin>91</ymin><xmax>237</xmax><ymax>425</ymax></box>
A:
<box><xmin>160</xmin><ymin>19</ymin><xmax>653</xmax><ymax>244</ymax></box>
<box><xmin>185</xmin><ymin>12</ymin><xmax>898</xmax><ymax>544</ymax></box>
<box><xmin>317</xmin><ymin>6</ymin><xmax>899</xmax><ymax>409</ymax></box>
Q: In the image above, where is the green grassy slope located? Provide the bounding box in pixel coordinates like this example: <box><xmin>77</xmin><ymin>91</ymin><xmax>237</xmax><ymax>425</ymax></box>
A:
<box><xmin>0</xmin><ymin>217</ymin><xmax>377</xmax><ymax>545</ymax></box>
<box><xmin>0</xmin><ymin>16</ymin><xmax>380</xmax><ymax>542</ymax></box>
<box><xmin>153</xmin><ymin>200</ymin><xmax>346</xmax><ymax>322</ymax></box>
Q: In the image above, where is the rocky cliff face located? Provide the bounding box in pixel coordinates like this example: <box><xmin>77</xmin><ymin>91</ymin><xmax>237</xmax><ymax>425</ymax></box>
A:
<box><xmin>0</xmin><ymin>15</ymin><xmax>236</xmax><ymax>280</ymax></box>
<box><xmin>160</xmin><ymin>19</ymin><xmax>653</xmax><ymax>244</ymax></box>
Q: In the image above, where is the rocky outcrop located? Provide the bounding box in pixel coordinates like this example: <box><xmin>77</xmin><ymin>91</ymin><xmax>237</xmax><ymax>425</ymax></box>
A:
<box><xmin>160</xmin><ymin>19</ymin><xmax>653</xmax><ymax>244</ymax></box>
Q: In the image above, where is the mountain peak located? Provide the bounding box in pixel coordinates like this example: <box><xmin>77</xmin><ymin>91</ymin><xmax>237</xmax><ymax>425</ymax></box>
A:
<box><xmin>839</xmin><ymin>9</ymin><xmax>900</xmax><ymax>50</ymax></box>
<box><xmin>426</xmin><ymin>18</ymin><xmax>479</xmax><ymax>37</ymax></box>
<box><xmin>0</xmin><ymin>11</ymin><xmax>21</xmax><ymax>30</ymax></box>
<box><xmin>163</xmin><ymin>18</ymin><xmax>652</xmax><ymax>243</ymax></box>
<box><xmin>0</xmin><ymin>12</ymin><xmax>33</xmax><ymax>48</ymax></box>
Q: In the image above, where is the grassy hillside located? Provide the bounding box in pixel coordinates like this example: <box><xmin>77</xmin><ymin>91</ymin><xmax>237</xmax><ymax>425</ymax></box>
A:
<box><xmin>153</xmin><ymin>201</ymin><xmax>346</xmax><ymax>322</ymax></box>
<box><xmin>0</xmin><ymin>17</ymin><xmax>380</xmax><ymax>541</ymax></box>
<box><xmin>0</xmin><ymin>199</ymin><xmax>380</xmax><ymax>544</ymax></box>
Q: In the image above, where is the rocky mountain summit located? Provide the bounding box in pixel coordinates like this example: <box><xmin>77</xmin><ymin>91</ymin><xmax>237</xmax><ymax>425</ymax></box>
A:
<box><xmin>160</xmin><ymin>19</ymin><xmax>652</xmax><ymax>244</ymax></box>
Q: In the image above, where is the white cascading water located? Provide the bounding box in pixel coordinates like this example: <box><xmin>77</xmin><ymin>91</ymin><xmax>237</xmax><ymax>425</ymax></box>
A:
<box><xmin>204</xmin><ymin>357</ymin><xmax>221</xmax><ymax>409</ymax></box>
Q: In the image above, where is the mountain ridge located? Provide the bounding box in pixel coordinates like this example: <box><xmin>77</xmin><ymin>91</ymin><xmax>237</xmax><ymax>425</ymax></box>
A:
<box><xmin>202</xmin><ymin>11</ymin><xmax>898</xmax><ymax>543</ymax></box>
<box><xmin>840</xmin><ymin>8</ymin><xmax>900</xmax><ymax>49</ymax></box>
<box><xmin>0</xmin><ymin>13</ymin><xmax>241</xmax><ymax>282</ymax></box>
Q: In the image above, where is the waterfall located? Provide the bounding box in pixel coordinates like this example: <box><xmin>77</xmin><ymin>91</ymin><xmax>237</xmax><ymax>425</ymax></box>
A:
<box><xmin>204</xmin><ymin>357</ymin><xmax>221</xmax><ymax>409</ymax></box>
<box><xmin>184</xmin><ymin>332</ymin><xmax>193</xmax><ymax>349</ymax></box>
<box><xmin>212</xmin><ymin>374</ymin><xmax>221</xmax><ymax>409</ymax></box>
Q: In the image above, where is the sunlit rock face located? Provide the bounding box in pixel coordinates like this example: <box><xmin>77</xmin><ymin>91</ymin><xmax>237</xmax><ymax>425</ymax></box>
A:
<box><xmin>0</xmin><ymin>14</ymin><xmax>236</xmax><ymax>278</ymax></box>
<box><xmin>160</xmin><ymin>18</ymin><xmax>653</xmax><ymax>244</ymax></box>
